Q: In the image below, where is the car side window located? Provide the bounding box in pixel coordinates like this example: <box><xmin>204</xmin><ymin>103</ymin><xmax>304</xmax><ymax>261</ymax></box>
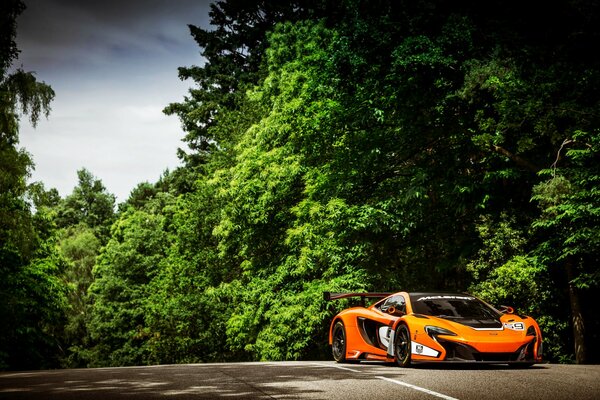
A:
<box><xmin>379</xmin><ymin>295</ymin><xmax>406</xmax><ymax>314</ymax></box>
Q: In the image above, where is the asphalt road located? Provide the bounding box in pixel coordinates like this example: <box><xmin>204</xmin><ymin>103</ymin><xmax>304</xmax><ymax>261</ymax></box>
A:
<box><xmin>1</xmin><ymin>361</ymin><xmax>599</xmax><ymax>400</ymax></box>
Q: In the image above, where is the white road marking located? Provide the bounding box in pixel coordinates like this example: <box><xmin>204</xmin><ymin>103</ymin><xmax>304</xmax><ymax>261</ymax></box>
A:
<box><xmin>376</xmin><ymin>376</ymin><xmax>459</xmax><ymax>400</ymax></box>
<box><xmin>312</xmin><ymin>363</ymin><xmax>459</xmax><ymax>400</ymax></box>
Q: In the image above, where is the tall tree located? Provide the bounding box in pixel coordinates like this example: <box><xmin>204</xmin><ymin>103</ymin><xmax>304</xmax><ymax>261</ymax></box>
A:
<box><xmin>85</xmin><ymin>195</ymin><xmax>172</xmax><ymax>367</ymax></box>
<box><xmin>56</xmin><ymin>168</ymin><xmax>116</xmax><ymax>243</ymax></box>
<box><xmin>1</xmin><ymin>0</ymin><xmax>65</xmax><ymax>370</ymax></box>
<box><xmin>1</xmin><ymin>0</ymin><xmax>54</xmax><ymax>265</ymax></box>
<box><xmin>54</xmin><ymin>169</ymin><xmax>115</xmax><ymax>367</ymax></box>
<box><xmin>531</xmin><ymin>130</ymin><xmax>600</xmax><ymax>364</ymax></box>
<box><xmin>163</xmin><ymin>0</ymin><xmax>333</xmax><ymax>168</ymax></box>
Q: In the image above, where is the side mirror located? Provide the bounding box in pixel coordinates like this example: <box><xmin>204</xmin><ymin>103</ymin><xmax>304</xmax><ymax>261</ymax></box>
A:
<box><xmin>499</xmin><ymin>305</ymin><xmax>514</xmax><ymax>314</ymax></box>
<box><xmin>387</xmin><ymin>306</ymin><xmax>405</xmax><ymax>316</ymax></box>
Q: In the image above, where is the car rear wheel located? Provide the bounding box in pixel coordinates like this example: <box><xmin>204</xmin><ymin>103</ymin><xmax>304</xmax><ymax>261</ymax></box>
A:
<box><xmin>332</xmin><ymin>321</ymin><xmax>347</xmax><ymax>363</ymax></box>
<box><xmin>394</xmin><ymin>324</ymin><xmax>411</xmax><ymax>367</ymax></box>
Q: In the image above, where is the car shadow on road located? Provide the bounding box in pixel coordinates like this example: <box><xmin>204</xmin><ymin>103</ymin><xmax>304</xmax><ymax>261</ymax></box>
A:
<box><xmin>409</xmin><ymin>362</ymin><xmax>549</xmax><ymax>370</ymax></box>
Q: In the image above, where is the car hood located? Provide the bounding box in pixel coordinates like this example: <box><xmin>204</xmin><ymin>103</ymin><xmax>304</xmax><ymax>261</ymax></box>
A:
<box><xmin>423</xmin><ymin>313</ymin><xmax>528</xmax><ymax>333</ymax></box>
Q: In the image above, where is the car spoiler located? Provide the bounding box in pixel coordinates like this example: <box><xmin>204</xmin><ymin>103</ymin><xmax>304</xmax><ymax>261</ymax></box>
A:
<box><xmin>323</xmin><ymin>292</ymin><xmax>393</xmax><ymax>306</ymax></box>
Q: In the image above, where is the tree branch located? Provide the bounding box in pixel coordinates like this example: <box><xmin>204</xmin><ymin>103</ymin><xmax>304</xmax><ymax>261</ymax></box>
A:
<box><xmin>491</xmin><ymin>145</ymin><xmax>540</xmax><ymax>173</ymax></box>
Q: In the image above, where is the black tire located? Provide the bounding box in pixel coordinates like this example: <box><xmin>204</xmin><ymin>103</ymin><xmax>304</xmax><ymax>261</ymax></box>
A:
<box><xmin>394</xmin><ymin>324</ymin><xmax>411</xmax><ymax>367</ymax></box>
<box><xmin>332</xmin><ymin>321</ymin><xmax>347</xmax><ymax>363</ymax></box>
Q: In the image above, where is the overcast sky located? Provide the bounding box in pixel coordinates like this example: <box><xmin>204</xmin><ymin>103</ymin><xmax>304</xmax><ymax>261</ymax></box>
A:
<box><xmin>16</xmin><ymin>0</ymin><xmax>213</xmax><ymax>202</ymax></box>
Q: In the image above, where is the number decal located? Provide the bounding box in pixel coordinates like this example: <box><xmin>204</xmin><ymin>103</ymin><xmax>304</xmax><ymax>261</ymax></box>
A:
<box><xmin>503</xmin><ymin>322</ymin><xmax>525</xmax><ymax>331</ymax></box>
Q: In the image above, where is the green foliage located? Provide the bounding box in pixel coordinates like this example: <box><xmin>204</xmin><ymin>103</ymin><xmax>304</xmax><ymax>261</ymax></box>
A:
<box><xmin>531</xmin><ymin>130</ymin><xmax>600</xmax><ymax>271</ymax></box>
<box><xmin>58</xmin><ymin>224</ymin><xmax>101</xmax><ymax>367</ymax></box>
<box><xmin>0</xmin><ymin>247</ymin><xmax>69</xmax><ymax>369</ymax></box>
<box><xmin>0</xmin><ymin>0</ymin><xmax>67</xmax><ymax>370</ymax></box>
<box><xmin>531</xmin><ymin>130</ymin><xmax>600</xmax><ymax>362</ymax></box>
<box><xmin>163</xmin><ymin>1</ymin><xmax>315</xmax><ymax>167</ymax></box>
<box><xmin>467</xmin><ymin>214</ymin><xmax>528</xmax><ymax>282</ymax></box>
<box><xmin>56</xmin><ymin>168</ymin><xmax>116</xmax><ymax>243</ymax></box>
<box><xmin>85</xmin><ymin>198</ymin><xmax>171</xmax><ymax>366</ymax></box>
<box><xmin>1</xmin><ymin>69</ymin><xmax>54</xmax><ymax>138</ymax></box>
<box><xmin>46</xmin><ymin>170</ymin><xmax>117</xmax><ymax>367</ymax></box>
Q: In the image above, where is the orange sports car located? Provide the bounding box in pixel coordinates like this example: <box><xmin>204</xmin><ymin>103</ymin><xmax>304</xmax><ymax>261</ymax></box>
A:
<box><xmin>325</xmin><ymin>291</ymin><xmax>542</xmax><ymax>367</ymax></box>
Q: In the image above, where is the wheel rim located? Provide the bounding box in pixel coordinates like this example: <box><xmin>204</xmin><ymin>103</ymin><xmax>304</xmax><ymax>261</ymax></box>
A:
<box><xmin>395</xmin><ymin>326</ymin><xmax>409</xmax><ymax>363</ymax></box>
<box><xmin>332</xmin><ymin>326</ymin><xmax>345</xmax><ymax>360</ymax></box>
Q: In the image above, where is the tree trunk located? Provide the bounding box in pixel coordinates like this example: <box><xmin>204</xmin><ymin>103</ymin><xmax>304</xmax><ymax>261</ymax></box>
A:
<box><xmin>566</xmin><ymin>258</ymin><xmax>587</xmax><ymax>364</ymax></box>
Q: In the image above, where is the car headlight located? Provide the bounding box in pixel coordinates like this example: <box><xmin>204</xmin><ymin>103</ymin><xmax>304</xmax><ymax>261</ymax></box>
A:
<box><xmin>425</xmin><ymin>326</ymin><xmax>457</xmax><ymax>339</ymax></box>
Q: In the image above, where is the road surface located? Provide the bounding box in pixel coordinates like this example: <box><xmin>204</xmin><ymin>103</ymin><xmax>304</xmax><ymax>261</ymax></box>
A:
<box><xmin>1</xmin><ymin>361</ymin><xmax>599</xmax><ymax>399</ymax></box>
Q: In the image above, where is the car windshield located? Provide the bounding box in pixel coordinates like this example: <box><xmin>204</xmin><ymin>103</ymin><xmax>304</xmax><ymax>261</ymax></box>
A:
<box><xmin>409</xmin><ymin>294</ymin><xmax>500</xmax><ymax>320</ymax></box>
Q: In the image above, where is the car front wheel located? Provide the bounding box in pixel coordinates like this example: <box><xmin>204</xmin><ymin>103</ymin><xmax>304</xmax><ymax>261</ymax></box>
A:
<box><xmin>394</xmin><ymin>324</ymin><xmax>411</xmax><ymax>367</ymax></box>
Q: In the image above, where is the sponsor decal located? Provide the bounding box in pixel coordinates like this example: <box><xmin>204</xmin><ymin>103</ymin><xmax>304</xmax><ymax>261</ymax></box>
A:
<box><xmin>415</xmin><ymin>295</ymin><xmax>474</xmax><ymax>302</ymax></box>
<box><xmin>411</xmin><ymin>341</ymin><xmax>440</xmax><ymax>357</ymax></box>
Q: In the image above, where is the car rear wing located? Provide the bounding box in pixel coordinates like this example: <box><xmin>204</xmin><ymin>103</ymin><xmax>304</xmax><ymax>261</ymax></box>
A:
<box><xmin>323</xmin><ymin>291</ymin><xmax>393</xmax><ymax>307</ymax></box>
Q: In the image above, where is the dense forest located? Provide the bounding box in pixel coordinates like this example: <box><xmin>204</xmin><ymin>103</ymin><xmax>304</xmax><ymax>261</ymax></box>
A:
<box><xmin>1</xmin><ymin>0</ymin><xmax>599</xmax><ymax>370</ymax></box>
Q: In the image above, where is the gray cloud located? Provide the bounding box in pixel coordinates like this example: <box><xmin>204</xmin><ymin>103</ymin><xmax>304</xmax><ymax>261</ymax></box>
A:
<box><xmin>16</xmin><ymin>0</ymin><xmax>214</xmax><ymax>201</ymax></box>
<box><xmin>18</xmin><ymin>0</ymin><xmax>212</xmax><ymax>73</ymax></box>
